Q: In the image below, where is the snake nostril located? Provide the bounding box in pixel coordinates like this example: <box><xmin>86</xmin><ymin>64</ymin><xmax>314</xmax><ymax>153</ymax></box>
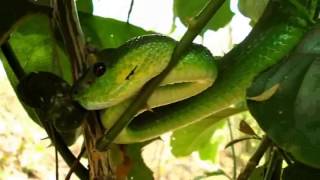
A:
<box><xmin>73</xmin><ymin>89</ymin><xmax>79</xmax><ymax>95</ymax></box>
<box><xmin>71</xmin><ymin>85</ymin><xmax>80</xmax><ymax>96</ymax></box>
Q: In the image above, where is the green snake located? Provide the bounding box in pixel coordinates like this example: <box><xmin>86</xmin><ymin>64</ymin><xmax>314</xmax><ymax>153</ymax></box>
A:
<box><xmin>73</xmin><ymin>0</ymin><xmax>317</xmax><ymax>144</ymax></box>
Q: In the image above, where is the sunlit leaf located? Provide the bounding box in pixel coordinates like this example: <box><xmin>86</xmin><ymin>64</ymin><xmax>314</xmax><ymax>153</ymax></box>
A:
<box><xmin>238</xmin><ymin>0</ymin><xmax>269</xmax><ymax>25</ymax></box>
<box><xmin>171</xmin><ymin>107</ymin><xmax>244</xmax><ymax>158</ymax></box>
<box><xmin>174</xmin><ymin>0</ymin><xmax>234</xmax><ymax>33</ymax></box>
<box><xmin>79</xmin><ymin>13</ymin><xmax>150</xmax><ymax>49</ymax></box>
<box><xmin>126</xmin><ymin>143</ymin><xmax>153</xmax><ymax>180</ymax></box>
<box><xmin>76</xmin><ymin>0</ymin><xmax>93</xmax><ymax>13</ymax></box>
<box><xmin>171</xmin><ymin>114</ymin><xmax>226</xmax><ymax>157</ymax></box>
<box><xmin>9</xmin><ymin>15</ymin><xmax>73</xmax><ymax>83</ymax></box>
<box><xmin>198</xmin><ymin>130</ymin><xmax>225</xmax><ymax>162</ymax></box>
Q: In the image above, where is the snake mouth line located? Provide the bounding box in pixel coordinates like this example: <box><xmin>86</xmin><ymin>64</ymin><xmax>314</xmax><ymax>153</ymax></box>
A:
<box><xmin>127</xmin><ymin>100</ymin><xmax>183</xmax><ymax>130</ymax></box>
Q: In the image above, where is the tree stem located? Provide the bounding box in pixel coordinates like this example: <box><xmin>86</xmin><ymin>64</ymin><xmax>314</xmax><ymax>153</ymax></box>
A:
<box><xmin>237</xmin><ymin>136</ymin><xmax>272</xmax><ymax>180</ymax></box>
<box><xmin>52</xmin><ymin>0</ymin><xmax>110</xmax><ymax>178</ymax></box>
<box><xmin>52</xmin><ymin>0</ymin><xmax>87</xmax><ymax>79</ymax></box>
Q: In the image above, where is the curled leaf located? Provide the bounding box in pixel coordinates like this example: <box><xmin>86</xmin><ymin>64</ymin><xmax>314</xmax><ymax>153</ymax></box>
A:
<box><xmin>247</xmin><ymin>83</ymin><xmax>280</xmax><ymax>101</ymax></box>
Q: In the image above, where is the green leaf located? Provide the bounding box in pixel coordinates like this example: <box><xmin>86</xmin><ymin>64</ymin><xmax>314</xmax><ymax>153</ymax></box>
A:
<box><xmin>8</xmin><ymin>13</ymin><xmax>150</xmax><ymax>82</ymax></box>
<box><xmin>198</xmin><ymin>128</ymin><xmax>225</xmax><ymax>162</ymax></box>
<box><xmin>173</xmin><ymin>0</ymin><xmax>234</xmax><ymax>32</ymax></box>
<box><xmin>282</xmin><ymin>162</ymin><xmax>320</xmax><ymax>180</ymax></box>
<box><xmin>170</xmin><ymin>107</ymin><xmax>245</xmax><ymax>157</ymax></box>
<box><xmin>79</xmin><ymin>13</ymin><xmax>150</xmax><ymax>49</ymax></box>
<box><xmin>171</xmin><ymin>115</ymin><xmax>225</xmax><ymax>157</ymax></box>
<box><xmin>126</xmin><ymin>143</ymin><xmax>153</xmax><ymax>180</ymax></box>
<box><xmin>248</xmin><ymin>166</ymin><xmax>266</xmax><ymax>180</ymax></box>
<box><xmin>2</xmin><ymin>15</ymin><xmax>73</xmax><ymax>128</ymax></box>
<box><xmin>76</xmin><ymin>0</ymin><xmax>93</xmax><ymax>14</ymax></box>
<box><xmin>108</xmin><ymin>143</ymin><xmax>153</xmax><ymax>179</ymax></box>
<box><xmin>294</xmin><ymin>58</ymin><xmax>320</xmax><ymax>147</ymax></box>
<box><xmin>247</xmin><ymin>50</ymin><xmax>320</xmax><ymax>168</ymax></box>
<box><xmin>238</xmin><ymin>0</ymin><xmax>269</xmax><ymax>25</ymax></box>
<box><xmin>247</xmin><ymin>24</ymin><xmax>320</xmax><ymax>168</ymax></box>
<box><xmin>9</xmin><ymin>14</ymin><xmax>73</xmax><ymax>83</ymax></box>
<box><xmin>3</xmin><ymin>12</ymin><xmax>149</xmax><ymax>95</ymax></box>
<box><xmin>298</xmin><ymin>28</ymin><xmax>320</xmax><ymax>54</ymax></box>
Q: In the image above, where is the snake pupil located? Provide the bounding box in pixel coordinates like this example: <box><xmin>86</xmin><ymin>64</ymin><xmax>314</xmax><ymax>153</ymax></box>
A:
<box><xmin>93</xmin><ymin>62</ymin><xmax>106</xmax><ymax>77</ymax></box>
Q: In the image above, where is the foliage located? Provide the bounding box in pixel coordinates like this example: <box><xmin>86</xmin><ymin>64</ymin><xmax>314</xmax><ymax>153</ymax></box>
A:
<box><xmin>247</xmin><ymin>23</ymin><xmax>320</xmax><ymax>168</ymax></box>
<box><xmin>174</xmin><ymin>0</ymin><xmax>234</xmax><ymax>33</ymax></box>
<box><xmin>238</xmin><ymin>0</ymin><xmax>269</xmax><ymax>25</ymax></box>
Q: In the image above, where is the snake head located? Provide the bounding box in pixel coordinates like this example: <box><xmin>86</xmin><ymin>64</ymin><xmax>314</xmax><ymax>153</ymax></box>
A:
<box><xmin>72</xmin><ymin>35</ymin><xmax>175</xmax><ymax>110</ymax></box>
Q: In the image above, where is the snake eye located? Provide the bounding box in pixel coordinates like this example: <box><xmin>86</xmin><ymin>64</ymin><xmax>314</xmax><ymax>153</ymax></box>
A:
<box><xmin>93</xmin><ymin>62</ymin><xmax>106</xmax><ymax>77</ymax></box>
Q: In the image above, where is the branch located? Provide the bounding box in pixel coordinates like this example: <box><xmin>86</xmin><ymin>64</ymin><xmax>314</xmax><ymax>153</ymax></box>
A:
<box><xmin>52</xmin><ymin>0</ymin><xmax>87</xmax><ymax>79</ymax></box>
<box><xmin>227</xmin><ymin>119</ymin><xmax>237</xmax><ymax>180</ymax></box>
<box><xmin>127</xmin><ymin>0</ymin><xmax>135</xmax><ymax>23</ymax></box>
<box><xmin>40</xmin><ymin>117</ymin><xmax>89</xmax><ymax>180</ymax></box>
<box><xmin>96</xmin><ymin>0</ymin><xmax>226</xmax><ymax>151</ymax></box>
<box><xmin>1</xmin><ymin>42</ymin><xmax>26</xmax><ymax>79</ymax></box>
<box><xmin>264</xmin><ymin>148</ymin><xmax>283</xmax><ymax>180</ymax></box>
<box><xmin>237</xmin><ymin>136</ymin><xmax>272</xmax><ymax>180</ymax></box>
<box><xmin>52</xmin><ymin>0</ymin><xmax>109</xmax><ymax>179</ymax></box>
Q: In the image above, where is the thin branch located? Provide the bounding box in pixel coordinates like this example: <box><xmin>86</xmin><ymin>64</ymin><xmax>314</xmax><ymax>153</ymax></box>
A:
<box><xmin>52</xmin><ymin>0</ymin><xmax>110</xmax><ymax>179</ymax></box>
<box><xmin>277</xmin><ymin>147</ymin><xmax>294</xmax><ymax>165</ymax></box>
<box><xmin>1</xmin><ymin>42</ymin><xmax>25</xmax><ymax>79</ymax></box>
<box><xmin>264</xmin><ymin>148</ymin><xmax>282</xmax><ymax>180</ymax></box>
<box><xmin>55</xmin><ymin>147</ymin><xmax>59</xmax><ymax>180</ymax></box>
<box><xmin>50</xmin><ymin>125</ymin><xmax>60</xmax><ymax>180</ymax></box>
<box><xmin>65</xmin><ymin>146</ymin><xmax>86</xmax><ymax>180</ymax></box>
<box><xmin>40</xmin><ymin>119</ymin><xmax>89</xmax><ymax>180</ymax></box>
<box><xmin>127</xmin><ymin>0</ymin><xmax>135</xmax><ymax>23</ymax></box>
<box><xmin>225</xmin><ymin>136</ymin><xmax>261</xmax><ymax>149</ymax></box>
<box><xmin>96</xmin><ymin>0</ymin><xmax>226</xmax><ymax>151</ymax></box>
<box><xmin>237</xmin><ymin>136</ymin><xmax>272</xmax><ymax>180</ymax></box>
<box><xmin>52</xmin><ymin>0</ymin><xmax>87</xmax><ymax>79</ymax></box>
<box><xmin>45</xmin><ymin>121</ymin><xmax>61</xmax><ymax>180</ymax></box>
<box><xmin>227</xmin><ymin>119</ymin><xmax>237</xmax><ymax>180</ymax></box>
